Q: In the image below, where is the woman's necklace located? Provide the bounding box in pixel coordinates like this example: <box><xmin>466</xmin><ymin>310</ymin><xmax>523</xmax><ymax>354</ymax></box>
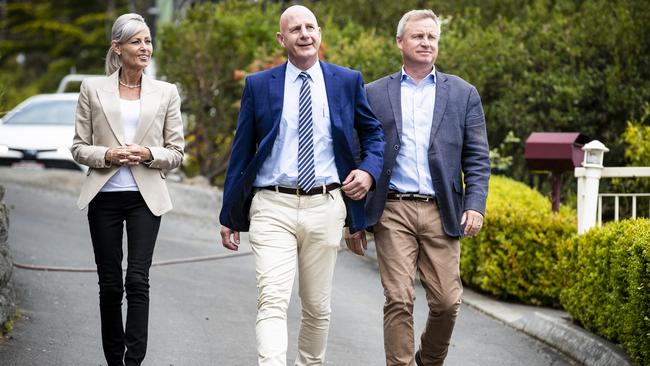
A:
<box><xmin>119</xmin><ymin>79</ymin><xmax>141</xmax><ymax>89</ymax></box>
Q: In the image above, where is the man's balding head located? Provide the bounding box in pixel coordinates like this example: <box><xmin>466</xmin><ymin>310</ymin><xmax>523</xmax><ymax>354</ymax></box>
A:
<box><xmin>279</xmin><ymin>5</ymin><xmax>318</xmax><ymax>33</ymax></box>
<box><xmin>276</xmin><ymin>5</ymin><xmax>321</xmax><ymax>70</ymax></box>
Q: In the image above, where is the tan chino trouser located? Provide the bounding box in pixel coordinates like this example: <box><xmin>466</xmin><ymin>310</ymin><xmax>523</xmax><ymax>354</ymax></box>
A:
<box><xmin>248</xmin><ymin>188</ymin><xmax>346</xmax><ymax>366</ymax></box>
<box><xmin>373</xmin><ymin>199</ymin><xmax>462</xmax><ymax>366</ymax></box>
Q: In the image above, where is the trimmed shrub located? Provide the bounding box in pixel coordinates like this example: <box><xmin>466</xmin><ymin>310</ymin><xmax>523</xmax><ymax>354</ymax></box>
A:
<box><xmin>157</xmin><ymin>2</ymin><xmax>280</xmax><ymax>181</ymax></box>
<box><xmin>460</xmin><ymin>175</ymin><xmax>576</xmax><ymax>306</ymax></box>
<box><xmin>559</xmin><ymin>219</ymin><xmax>650</xmax><ymax>366</ymax></box>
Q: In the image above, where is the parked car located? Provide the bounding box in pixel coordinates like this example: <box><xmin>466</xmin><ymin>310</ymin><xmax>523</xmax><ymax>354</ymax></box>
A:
<box><xmin>56</xmin><ymin>73</ymin><xmax>99</xmax><ymax>93</ymax></box>
<box><xmin>0</xmin><ymin>93</ymin><xmax>85</xmax><ymax>171</ymax></box>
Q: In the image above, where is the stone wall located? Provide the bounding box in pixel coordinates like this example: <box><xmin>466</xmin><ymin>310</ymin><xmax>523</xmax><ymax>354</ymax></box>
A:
<box><xmin>0</xmin><ymin>185</ymin><xmax>16</xmax><ymax>331</ymax></box>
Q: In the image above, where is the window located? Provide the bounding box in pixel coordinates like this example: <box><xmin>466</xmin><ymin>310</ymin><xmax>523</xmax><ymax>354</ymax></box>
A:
<box><xmin>4</xmin><ymin>100</ymin><xmax>77</xmax><ymax>125</ymax></box>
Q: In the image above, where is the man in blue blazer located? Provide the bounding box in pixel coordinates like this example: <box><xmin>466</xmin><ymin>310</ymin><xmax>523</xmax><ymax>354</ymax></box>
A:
<box><xmin>219</xmin><ymin>5</ymin><xmax>383</xmax><ymax>366</ymax></box>
<box><xmin>346</xmin><ymin>9</ymin><xmax>490</xmax><ymax>366</ymax></box>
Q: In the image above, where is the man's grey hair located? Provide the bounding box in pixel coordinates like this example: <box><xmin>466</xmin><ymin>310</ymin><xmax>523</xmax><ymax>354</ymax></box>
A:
<box><xmin>105</xmin><ymin>13</ymin><xmax>150</xmax><ymax>75</ymax></box>
<box><xmin>396</xmin><ymin>9</ymin><xmax>440</xmax><ymax>38</ymax></box>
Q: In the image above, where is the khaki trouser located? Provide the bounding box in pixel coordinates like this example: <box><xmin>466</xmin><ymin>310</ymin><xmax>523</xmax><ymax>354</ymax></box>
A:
<box><xmin>248</xmin><ymin>188</ymin><xmax>346</xmax><ymax>366</ymax></box>
<box><xmin>373</xmin><ymin>199</ymin><xmax>462</xmax><ymax>366</ymax></box>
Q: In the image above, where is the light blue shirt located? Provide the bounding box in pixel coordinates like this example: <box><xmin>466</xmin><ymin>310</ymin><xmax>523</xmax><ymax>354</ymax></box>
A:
<box><xmin>389</xmin><ymin>67</ymin><xmax>436</xmax><ymax>195</ymax></box>
<box><xmin>254</xmin><ymin>61</ymin><xmax>339</xmax><ymax>187</ymax></box>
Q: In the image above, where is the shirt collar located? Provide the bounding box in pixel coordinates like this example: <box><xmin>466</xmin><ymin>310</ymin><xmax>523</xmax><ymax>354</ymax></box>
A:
<box><xmin>400</xmin><ymin>66</ymin><xmax>436</xmax><ymax>84</ymax></box>
<box><xmin>287</xmin><ymin>60</ymin><xmax>322</xmax><ymax>82</ymax></box>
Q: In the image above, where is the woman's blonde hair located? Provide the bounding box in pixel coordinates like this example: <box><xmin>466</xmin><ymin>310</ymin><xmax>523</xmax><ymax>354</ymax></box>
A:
<box><xmin>105</xmin><ymin>13</ymin><xmax>150</xmax><ymax>75</ymax></box>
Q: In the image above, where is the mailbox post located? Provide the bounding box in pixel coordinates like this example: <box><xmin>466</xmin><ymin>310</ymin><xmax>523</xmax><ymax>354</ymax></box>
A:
<box><xmin>524</xmin><ymin>132</ymin><xmax>589</xmax><ymax>212</ymax></box>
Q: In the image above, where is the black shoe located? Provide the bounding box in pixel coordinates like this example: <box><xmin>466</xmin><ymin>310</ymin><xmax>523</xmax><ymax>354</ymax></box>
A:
<box><xmin>415</xmin><ymin>349</ymin><xmax>423</xmax><ymax>366</ymax></box>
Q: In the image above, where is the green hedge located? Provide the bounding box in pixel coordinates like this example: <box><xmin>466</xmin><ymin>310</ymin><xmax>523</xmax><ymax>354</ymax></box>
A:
<box><xmin>460</xmin><ymin>176</ymin><xmax>648</xmax><ymax>363</ymax></box>
<box><xmin>559</xmin><ymin>219</ymin><xmax>649</xmax><ymax>366</ymax></box>
<box><xmin>460</xmin><ymin>175</ymin><xmax>576</xmax><ymax>306</ymax></box>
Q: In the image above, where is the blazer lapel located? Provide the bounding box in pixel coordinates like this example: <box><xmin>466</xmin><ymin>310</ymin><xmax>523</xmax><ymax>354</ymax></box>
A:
<box><xmin>268</xmin><ymin>63</ymin><xmax>287</xmax><ymax>128</ymax></box>
<box><xmin>387</xmin><ymin>71</ymin><xmax>403</xmax><ymax>139</ymax></box>
<box><xmin>134</xmin><ymin>73</ymin><xmax>162</xmax><ymax>145</ymax></box>
<box><xmin>429</xmin><ymin>71</ymin><xmax>449</xmax><ymax>148</ymax></box>
<box><xmin>97</xmin><ymin>70</ymin><xmax>125</xmax><ymax>144</ymax></box>
<box><xmin>321</xmin><ymin>61</ymin><xmax>341</xmax><ymax>131</ymax></box>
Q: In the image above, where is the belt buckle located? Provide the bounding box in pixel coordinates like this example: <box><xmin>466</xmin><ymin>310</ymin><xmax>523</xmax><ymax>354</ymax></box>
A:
<box><xmin>389</xmin><ymin>192</ymin><xmax>403</xmax><ymax>201</ymax></box>
<box><xmin>295</xmin><ymin>187</ymin><xmax>301</xmax><ymax>196</ymax></box>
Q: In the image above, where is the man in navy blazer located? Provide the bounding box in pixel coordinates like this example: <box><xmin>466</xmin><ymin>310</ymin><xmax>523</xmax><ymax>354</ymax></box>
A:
<box><xmin>219</xmin><ymin>5</ymin><xmax>383</xmax><ymax>365</ymax></box>
<box><xmin>346</xmin><ymin>9</ymin><xmax>490</xmax><ymax>366</ymax></box>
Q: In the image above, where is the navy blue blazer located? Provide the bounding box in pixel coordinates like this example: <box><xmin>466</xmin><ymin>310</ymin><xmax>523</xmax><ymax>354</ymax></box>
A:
<box><xmin>219</xmin><ymin>61</ymin><xmax>384</xmax><ymax>233</ymax></box>
<box><xmin>365</xmin><ymin>70</ymin><xmax>490</xmax><ymax>237</ymax></box>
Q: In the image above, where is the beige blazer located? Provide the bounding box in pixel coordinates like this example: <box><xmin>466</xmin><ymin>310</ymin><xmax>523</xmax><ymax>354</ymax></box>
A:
<box><xmin>71</xmin><ymin>70</ymin><xmax>185</xmax><ymax>216</ymax></box>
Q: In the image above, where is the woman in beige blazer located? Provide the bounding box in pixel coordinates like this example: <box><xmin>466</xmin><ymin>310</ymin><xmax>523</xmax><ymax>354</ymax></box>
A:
<box><xmin>70</xmin><ymin>13</ymin><xmax>184</xmax><ymax>366</ymax></box>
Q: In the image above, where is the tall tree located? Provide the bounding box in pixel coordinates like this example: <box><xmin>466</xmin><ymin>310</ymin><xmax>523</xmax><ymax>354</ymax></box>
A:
<box><xmin>156</xmin><ymin>1</ymin><xmax>280</xmax><ymax>181</ymax></box>
<box><xmin>0</xmin><ymin>0</ymin><xmax>128</xmax><ymax>111</ymax></box>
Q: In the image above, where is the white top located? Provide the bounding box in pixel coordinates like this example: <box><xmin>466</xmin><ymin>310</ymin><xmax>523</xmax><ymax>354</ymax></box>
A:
<box><xmin>100</xmin><ymin>99</ymin><xmax>140</xmax><ymax>192</ymax></box>
<box><xmin>253</xmin><ymin>60</ymin><xmax>339</xmax><ymax>188</ymax></box>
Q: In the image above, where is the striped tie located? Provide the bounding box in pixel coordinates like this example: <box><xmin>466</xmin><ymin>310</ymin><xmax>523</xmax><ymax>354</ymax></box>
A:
<box><xmin>297</xmin><ymin>71</ymin><xmax>316</xmax><ymax>192</ymax></box>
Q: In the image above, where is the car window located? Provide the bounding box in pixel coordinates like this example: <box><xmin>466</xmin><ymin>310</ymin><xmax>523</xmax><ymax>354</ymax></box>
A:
<box><xmin>3</xmin><ymin>100</ymin><xmax>77</xmax><ymax>125</ymax></box>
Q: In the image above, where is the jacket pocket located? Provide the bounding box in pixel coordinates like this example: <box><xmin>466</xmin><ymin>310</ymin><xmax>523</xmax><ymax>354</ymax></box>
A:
<box><xmin>453</xmin><ymin>179</ymin><xmax>463</xmax><ymax>195</ymax></box>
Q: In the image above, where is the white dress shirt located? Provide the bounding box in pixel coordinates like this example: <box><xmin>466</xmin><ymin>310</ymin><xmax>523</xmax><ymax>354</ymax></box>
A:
<box><xmin>100</xmin><ymin>99</ymin><xmax>140</xmax><ymax>192</ymax></box>
<box><xmin>389</xmin><ymin>67</ymin><xmax>436</xmax><ymax>195</ymax></box>
<box><xmin>254</xmin><ymin>61</ymin><xmax>339</xmax><ymax>187</ymax></box>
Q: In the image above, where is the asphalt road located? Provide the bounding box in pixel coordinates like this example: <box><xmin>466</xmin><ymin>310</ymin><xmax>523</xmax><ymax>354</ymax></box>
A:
<box><xmin>0</xmin><ymin>168</ymin><xmax>576</xmax><ymax>365</ymax></box>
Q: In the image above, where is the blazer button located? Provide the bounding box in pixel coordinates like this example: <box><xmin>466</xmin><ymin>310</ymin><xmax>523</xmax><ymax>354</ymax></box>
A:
<box><xmin>386</xmin><ymin>169</ymin><xmax>392</xmax><ymax>176</ymax></box>
<box><xmin>394</xmin><ymin>144</ymin><xmax>400</xmax><ymax>150</ymax></box>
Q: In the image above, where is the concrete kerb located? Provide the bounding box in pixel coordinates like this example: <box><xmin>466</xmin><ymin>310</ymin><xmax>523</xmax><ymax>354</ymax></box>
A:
<box><xmin>359</xmin><ymin>239</ymin><xmax>633</xmax><ymax>366</ymax></box>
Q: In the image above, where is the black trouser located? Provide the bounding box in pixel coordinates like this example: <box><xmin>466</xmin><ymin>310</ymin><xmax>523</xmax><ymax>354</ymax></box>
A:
<box><xmin>88</xmin><ymin>191</ymin><xmax>161</xmax><ymax>366</ymax></box>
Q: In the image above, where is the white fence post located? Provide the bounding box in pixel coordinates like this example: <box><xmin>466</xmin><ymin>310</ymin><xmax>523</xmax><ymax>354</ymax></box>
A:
<box><xmin>575</xmin><ymin>141</ymin><xmax>609</xmax><ymax>234</ymax></box>
<box><xmin>576</xmin><ymin>172</ymin><xmax>585</xmax><ymax>231</ymax></box>
<box><xmin>578</xmin><ymin>166</ymin><xmax>604</xmax><ymax>234</ymax></box>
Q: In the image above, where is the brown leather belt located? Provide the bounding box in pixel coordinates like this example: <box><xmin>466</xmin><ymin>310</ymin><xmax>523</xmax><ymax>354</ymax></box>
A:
<box><xmin>260</xmin><ymin>183</ymin><xmax>340</xmax><ymax>196</ymax></box>
<box><xmin>386</xmin><ymin>191</ymin><xmax>436</xmax><ymax>202</ymax></box>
